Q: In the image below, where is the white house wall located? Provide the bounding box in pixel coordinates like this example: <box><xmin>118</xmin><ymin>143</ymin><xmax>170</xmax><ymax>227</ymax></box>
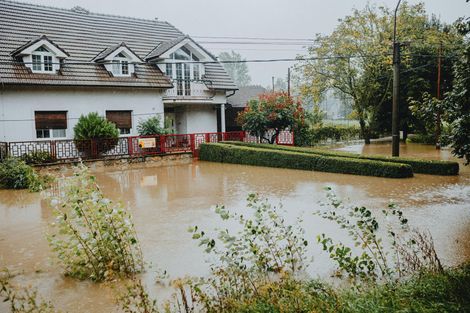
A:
<box><xmin>177</xmin><ymin>104</ymin><xmax>217</xmax><ymax>134</ymax></box>
<box><xmin>0</xmin><ymin>87</ymin><xmax>164</xmax><ymax>141</ymax></box>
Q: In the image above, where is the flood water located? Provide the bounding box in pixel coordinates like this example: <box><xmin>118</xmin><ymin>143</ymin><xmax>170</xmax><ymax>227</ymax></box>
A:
<box><xmin>1</xmin><ymin>143</ymin><xmax>469</xmax><ymax>312</ymax></box>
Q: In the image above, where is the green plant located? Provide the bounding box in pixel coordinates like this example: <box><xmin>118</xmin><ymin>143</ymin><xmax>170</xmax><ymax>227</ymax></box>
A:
<box><xmin>199</xmin><ymin>143</ymin><xmax>413</xmax><ymax>178</ymax></box>
<box><xmin>117</xmin><ymin>279</ymin><xmax>159</xmax><ymax>313</ymax></box>
<box><xmin>0</xmin><ymin>270</ymin><xmax>57</xmax><ymax>313</ymax></box>
<box><xmin>0</xmin><ymin>158</ymin><xmax>48</xmax><ymax>191</ymax></box>
<box><xmin>73</xmin><ymin>112</ymin><xmax>119</xmax><ymax>156</ymax></box>
<box><xmin>137</xmin><ymin>115</ymin><xmax>170</xmax><ymax>136</ymax></box>
<box><xmin>21</xmin><ymin>150</ymin><xmax>56</xmax><ymax>165</ymax></box>
<box><xmin>186</xmin><ymin>193</ymin><xmax>309</xmax><ymax>312</ymax></box>
<box><xmin>221</xmin><ymin>141</ymin><xmax>460</xmax><ymax>175</ymax></box>
<box><xmin>48</xmin><ymin>164</ymin><xmax>144</xmax><ymax>281</ymax></box>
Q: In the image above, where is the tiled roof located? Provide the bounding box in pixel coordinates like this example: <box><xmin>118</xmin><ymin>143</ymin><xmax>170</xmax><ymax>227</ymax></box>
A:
<box><xmin>145</xmin><ymin>35</ymin><xmax>188</xmax><ymax>61</ymax></box>
<box><xmin>227</xmin><ymin>85</ymin><xmax>267</xmax><ymax>107</ymax></box>
<box><xmin>0</xmin><ymin>0</ymin><xmax>236</xmax><ymax>90</ymax></box>
<box><xmin>10</xmin><ymin>34</ymin><xmax>70</xmax><ymax>57</ymax></box>
<box><xmin>92</xmin><ymin>42</ymin><xmax>144</xmax><ymax>63</ymax></box>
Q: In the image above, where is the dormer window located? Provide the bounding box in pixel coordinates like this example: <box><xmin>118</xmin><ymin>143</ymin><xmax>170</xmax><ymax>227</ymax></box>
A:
<box><xmin>92</xmin><ymin>43</ymin><xmax>142</xmax><ymax>77</ymax></box>
<box><xmin>112</xmin><ymin>53</ymin><xmax>130</xmax><ymax>76</ymax></box>
<box><xmin>32</xmin><ymin>46</ymin><xmax>54</xmax><ymax>72</ymax></box>
<box><xmin>11</xmin><ymin>35</ymin><xmax>69</xmax><ymax>74</ymax></box>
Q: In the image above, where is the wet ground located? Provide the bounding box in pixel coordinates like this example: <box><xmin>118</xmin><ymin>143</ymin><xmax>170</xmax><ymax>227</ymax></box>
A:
<box><xmin>0</xmin><ymin>142</ymin><xmax>469</xmax><ymax>312</ymax></box>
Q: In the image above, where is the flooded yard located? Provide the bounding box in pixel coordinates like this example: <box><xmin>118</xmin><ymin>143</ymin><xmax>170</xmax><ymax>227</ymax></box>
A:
<box><xmin>1</xmin><ymin>142</ymin><xmax>470</xmax><ymax>312</ymax></box>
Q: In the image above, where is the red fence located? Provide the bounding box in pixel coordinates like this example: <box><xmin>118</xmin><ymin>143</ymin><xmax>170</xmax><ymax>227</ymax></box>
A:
<box><xmin>0</xmin><ymin>130</ymin><xmax>294</xmax><ymax>163</ymax></box>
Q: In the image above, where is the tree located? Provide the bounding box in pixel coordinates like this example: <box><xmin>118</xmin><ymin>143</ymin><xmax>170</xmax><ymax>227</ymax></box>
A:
<box><xmin>73</xmin><ymin>112</ymin><xmax>119</xmax><ymax>155</ymax></box>
<box><xmin>237</xmin><ymin>92</ymin><xmax>304</xmax><ymax>144</ymax></box>
<box><xmin>218</xmin><ymin>51</ymin><xmax>251</xmax><ymax>87</ymax></box>
<box><xmin>296</xmin><ymin>3</ymin><xmax>462</xmax><ymax>144</ymax></box>
<box><xmin>442</xmin><ymin>16</ymin><xmax>470</xmax><ymax>164</ymax></box>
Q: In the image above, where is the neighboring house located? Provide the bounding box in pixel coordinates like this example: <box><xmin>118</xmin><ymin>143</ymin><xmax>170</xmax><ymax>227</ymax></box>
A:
<box><xmin>0</xmin><ymin>0</ymin><xmax>237</xmax><ymax>142</ymax></box>
<box><xmin>225</xmin><ymin>85</ymin><xmax>266</xmax><ymax>131</ymax></box>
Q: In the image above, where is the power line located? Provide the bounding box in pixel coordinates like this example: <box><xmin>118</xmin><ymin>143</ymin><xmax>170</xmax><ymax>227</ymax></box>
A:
<box><xmin>192</xmin><ymin>35</ymin><xmax>315</xmax><ymax>42</ymax></box>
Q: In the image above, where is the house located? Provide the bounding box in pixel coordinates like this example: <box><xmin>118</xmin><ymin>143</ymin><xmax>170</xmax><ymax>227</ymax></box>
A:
<box><xmin>0</xmin><ymin>0</ymin><xmax>237</xmax><ymax>142</ymax></box>
<box><xmin>225</xmin><ymin>85</ymin><xmax>266</xmax><ymax>131</ymax></box>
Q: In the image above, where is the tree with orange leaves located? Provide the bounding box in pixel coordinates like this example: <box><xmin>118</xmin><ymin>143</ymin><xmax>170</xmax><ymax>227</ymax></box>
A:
<box><xmin>237</xmin><ymin>92</ymin><xmax>304</xmax><ymax>144</ymax></box>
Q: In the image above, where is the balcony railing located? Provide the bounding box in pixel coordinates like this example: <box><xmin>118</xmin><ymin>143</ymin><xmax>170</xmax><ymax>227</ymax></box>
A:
<box><xmin>164</xmin><ymin>80</ymin><xmax>209</xmax><ymax>98</ymax></box>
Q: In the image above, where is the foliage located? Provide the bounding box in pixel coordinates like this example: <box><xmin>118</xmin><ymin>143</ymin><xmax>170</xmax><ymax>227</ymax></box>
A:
<box><xmin>0</xmin><ymin>270</ymin><xmax>57</xmax><ymax>313</ymax></box>
<box><xmin>221</xmin><ymin>141</ymin><xmax>460</xmax><ymax>175</ymax></box>
<box><xmin>48</xmin><ymin>164</ymin><xmax>144</xmax><ymax>281</ymax></box>
<box><xmin>296</xmin><ymin>2</ymin><xmax>463</xmax><ymax>143</ymax></box>
<box><xmin>442</xmin><ymin>17</ymin><xmax>470</xmax><ymax>165</ymax></box>
<box><xmin>21</xmin><ymin>150</ymin><xmax>57</xmax><ymax>165</ymax></box>
<box><xmin>237</xmin><ymin>92</ymin><xmax>305</xmax><ymax>144</ymax></box>
<box><xmin>117</xmin><ymin>279</ymin><xmax>159</xmax><ymax>313</ymax></box>
<box><xmin>186</xmin><ymin>193</ymin><xmax>309</xmax><ymax>312</ymax></box>
<box><xmin>293</xmin><ymin>105</ymin><xmax>327</xmax><ymax>146</ymax></box>
<box><xmin>199</xmin><ymin>143</ymin><xmax>413</xmax><ymax>178</ymax></box>
<box><xmin>73</xmin><ymin>112</ymin><xmax>119</xmax><ymax>155</ymax></box>
<box><xmin>0</xmin><ymin>158</ymin><xmax>48</xmax><ymax>191</ymax></box>
<box><xmin>137</xmin><ymin>115</ymin><xmax>171</xmax><ymax>136</ymax></box>
<box><xmin>218</xmin><ymin>51</ymin><xmax>251</xmax><ymax>87</ymax></box>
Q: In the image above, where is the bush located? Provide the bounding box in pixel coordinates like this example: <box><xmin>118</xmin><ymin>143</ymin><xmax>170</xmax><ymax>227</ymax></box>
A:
<box><xmin>137</xmin><ymin>115</ymin><xmax>170</xmax><ymax>136</ymax></box>
<box><xmin>21</xmin><ymin>150</ymin><xmax>56</xmax><ymax>165</ymax></box>
<box><xmin>48</xmin><ymin>164</ymin><xmax>144</xmax><ymax>281</ymax></box>
<box><xmin>73</xmin><ymin>112</ymin><xmax>119</xmax><ymax>156</ymax></box>
<box><xmin>0</xmin><ymin>158</ymin><xmax>47</xmax><ymax>191</ymax></box>
<box><xmin>222</xmin><ymin>141</ymin><xmax>460</xmax><ymax>176</ymax></box>
<box><xmin>199</xmin><ymin>143</ymin><xmax>413</xmax><ymax>178</ymax></box>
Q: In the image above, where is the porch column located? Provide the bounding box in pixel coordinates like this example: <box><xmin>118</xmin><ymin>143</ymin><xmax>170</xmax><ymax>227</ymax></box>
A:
<box><xmin>220</xmin><ymin>103</ymin><xmax>226</xmax><ymax>132</ymax></box>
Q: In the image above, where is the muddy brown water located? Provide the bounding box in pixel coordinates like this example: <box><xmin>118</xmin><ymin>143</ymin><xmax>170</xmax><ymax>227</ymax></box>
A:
<box><xmin>1</xmin><ymin>143</ymin><xmax>469</xmax><ymax>312</ymax></box>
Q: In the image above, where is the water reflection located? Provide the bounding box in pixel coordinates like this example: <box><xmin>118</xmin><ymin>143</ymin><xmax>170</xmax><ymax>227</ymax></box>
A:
<box><xmin>0</xmin><ymin>143</ymin><xmax>469</xmax><ymax>312</ymax></box>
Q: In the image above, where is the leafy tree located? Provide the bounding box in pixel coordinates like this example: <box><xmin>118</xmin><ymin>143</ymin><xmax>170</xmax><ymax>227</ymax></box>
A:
<box><xmin>137</xmin><ymin>115</ymin><xmax>169</xmax><ymax>135</ymax></box>
<box><xmin>296</xmin><ymin>3</ymin><xmax>462</xmax><ymax>144</ymax></box>
<box><xmin>73</xmin><ymin>112</ymin><xmax>119</xmax><ymax>155</ymax></box>
<box><xmin>237</xmin><ymin>92</ymin><xmax>304</xmax><ymax>144</ymax></box>
<box><xmin>218</xmin><ymin>51</ymin><xmax>251</xmax><ymax>87</ymax></box>
<box><xmin>443</xmin><ymin>16</ymin><xmax>470</xmax><ymax>164</ymax></box>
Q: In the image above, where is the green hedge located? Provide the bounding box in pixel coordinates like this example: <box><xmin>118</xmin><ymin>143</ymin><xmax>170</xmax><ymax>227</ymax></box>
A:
<box><xmin>222</xmin><ymin>141</ymin><xmax>459</xmax><ymax>176</ymax></box>
<box><xmin>199</xmin><ymin>143</ymin><xmax>413</xmax><ymax>178</ymax></box>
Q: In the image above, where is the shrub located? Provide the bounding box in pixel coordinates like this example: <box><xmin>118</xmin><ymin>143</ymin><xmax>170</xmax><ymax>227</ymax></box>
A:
<box><xmin>20</xmin><ymin>150</ymin><xmax>56</xmax><ymax>165</ymax></box>
<box><xmin>0</xmin><ymin>158</ymin><xmax>47</xmax><ymax>191</ymax></box>
<box><xmin>48</xmin><ymin>164</ymin><xmax>144</xmax><ymax>281</ymax></box>
<box><xmin>137</xmin><ymin>115</ymin><xmax>170</xmax><ymax>136</ymax></box>
<box><xmin>73</xmin><ymin>112</ymin><xmax>119</xmax><ymax>156</ymax></box>
<box><xmin>199</xmin><ymin>143</ymin><xmax>413</xmax><ymax>178</ymax></box>
<box><xmin>222</xmin><ymin>141</ymin><xmax>460</xmax><ymax>176</ymax></box>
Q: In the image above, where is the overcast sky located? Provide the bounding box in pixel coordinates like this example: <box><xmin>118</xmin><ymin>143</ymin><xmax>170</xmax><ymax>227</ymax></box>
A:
<box><xmin>25</xmin><ymin>0</ymin><xmax>469</xmax><ymax>87</ymax></box>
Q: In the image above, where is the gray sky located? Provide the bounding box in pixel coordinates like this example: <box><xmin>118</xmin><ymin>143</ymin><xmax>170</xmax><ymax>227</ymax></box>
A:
<box><xmin>24</xmin><ymin>0</ymin><xmax>469</xmax><ymax>87</ymax></box>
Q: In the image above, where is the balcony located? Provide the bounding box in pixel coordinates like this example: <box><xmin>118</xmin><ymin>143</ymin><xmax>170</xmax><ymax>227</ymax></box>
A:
<box><xmin>164</xmin><ymin>80</ymin><xmax>213</xmax><ymax>101</ymax></box>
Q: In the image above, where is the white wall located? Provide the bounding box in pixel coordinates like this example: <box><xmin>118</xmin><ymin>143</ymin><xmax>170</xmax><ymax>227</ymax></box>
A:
<box><xmin>0</xmin><ymin>87</ymin><xmax>164</xmax><ymax>141</ymax></box>
<box><xmin>184</xmin><ymin>104</ymin><xmax>218</xmax><ymax>133</ymax></box>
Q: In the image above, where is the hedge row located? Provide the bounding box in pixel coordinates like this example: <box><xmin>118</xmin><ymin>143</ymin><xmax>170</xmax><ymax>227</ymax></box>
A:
<box><xmin>222</xmin><ymin>141</ymin><xmax>459</xmax><ymax>176</ymax></box>
<box><xmin>199</xmin><ymin>143</ymin><xmax>413</xmax><ymax>178</ymax></box>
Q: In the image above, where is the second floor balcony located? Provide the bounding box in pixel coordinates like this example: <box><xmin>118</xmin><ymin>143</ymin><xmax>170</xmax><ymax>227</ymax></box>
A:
<box><xmin>164</xmin><ymin>79</ymin><xmax>214</xmax><ymax>101</ymax></box>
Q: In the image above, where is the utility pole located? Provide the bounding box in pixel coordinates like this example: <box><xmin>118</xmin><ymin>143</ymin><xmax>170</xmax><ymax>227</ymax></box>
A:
<box><xmin>436</xmin><ymin>41</ymin><xmax>442</xmax><ymax>150</ymax></box>
<box><xmin>392</xmin><ymin>0</ymin><xmax>402</xmax><ymax>157</ymax></box>
<box><xmin>287</xmin><ymin>67</ymin><xmax>291</xmax><ymax>97</ymax></box>
<box><xmin>272</xmin><ymin>76</ymin><xmax>275</xmax><ymax>92</ymax></box>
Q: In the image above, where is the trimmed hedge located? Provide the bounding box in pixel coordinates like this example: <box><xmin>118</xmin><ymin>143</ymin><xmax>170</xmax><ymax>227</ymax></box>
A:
<box><xmin>199</xmin><ymin>143</ymin><xmax>413</xmax><ymax>178</ymax></box>
<box><xmin>222</xmin><ymin>141</ymin><xmax>460</xmax><ymax>176</ymax></box>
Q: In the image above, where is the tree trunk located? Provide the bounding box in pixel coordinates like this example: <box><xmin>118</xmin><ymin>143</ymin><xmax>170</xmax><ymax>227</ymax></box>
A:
<box><xmin>359</xmin><ymin>118</ymin><xmax>371</xmax><ymax>144</ymax></box>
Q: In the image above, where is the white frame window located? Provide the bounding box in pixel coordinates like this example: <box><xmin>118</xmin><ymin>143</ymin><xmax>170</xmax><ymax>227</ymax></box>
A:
<box><xmin>36</xmin><ymin>129</ymin><xmax>66</xmax><ymax>139</ymax></box>
<box><xmin>31</xmin><ymin>46</ymin><xmax>54</xmax><ymax>73</ymax></box>
<box><xmin>112</xmin><ymin>53</ymin><xmax>131</xmax><ymax>76</ymax></box>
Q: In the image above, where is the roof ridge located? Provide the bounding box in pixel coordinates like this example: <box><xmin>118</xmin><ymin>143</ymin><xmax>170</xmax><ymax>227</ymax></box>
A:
<box><xmin>0</xmin><ymin>0</ymin><xmax>177</xmax><ymax>26</ymax></box>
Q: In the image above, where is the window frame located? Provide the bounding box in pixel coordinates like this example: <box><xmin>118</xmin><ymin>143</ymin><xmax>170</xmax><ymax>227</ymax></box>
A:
<box><xmin>31</xmin><ymin>47</ymin><xmax>55</xmax><ymax>73</ymax></box>
<box><xmin>111</xmin><ymin>56</ymin><xmax>131</xmax><ymax>77</ymax></box>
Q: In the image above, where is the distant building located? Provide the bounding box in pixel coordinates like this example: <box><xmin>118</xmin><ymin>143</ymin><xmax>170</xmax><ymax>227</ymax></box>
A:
<box><xmin>225</xmin><ymin>85</ymin><xmax>266</xmax><ymax>131</ymax></box>
<box><xmin>0</xmin><ymin>0</ymin><xmax>237</xmax><ymax>141</ymax></box>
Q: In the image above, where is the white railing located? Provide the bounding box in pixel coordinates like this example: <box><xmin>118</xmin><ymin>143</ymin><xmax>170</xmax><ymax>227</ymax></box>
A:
<box><xmin>164</xmin><ymin>81</ymin><xmax>209</xmax><ymax>98</ymax></box>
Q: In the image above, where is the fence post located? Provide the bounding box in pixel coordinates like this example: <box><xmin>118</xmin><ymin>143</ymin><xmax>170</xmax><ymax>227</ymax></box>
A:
<box><xmin>190</xmin><ymin>134</ymin><xmax>195</xmax><ymax>154</ymax></box>
<box><xmin>91</xmin><ymin>139</ymin><xmax>98</xmax><ymax>159</ymax></box>
<box><xmin>205</xmin><ymin>133</ymin><xmax>210</xmax><ymax>143</ymax></box>
<box><xmin>160</xmin><ymin>135</ymin><xmax>166</xmax><ymax>154</ymax></box>
<box><xmin>50</xmin><ymin>140</ymin><xmax>57</xmax><ymax>159</ymax></box>
<box><xmin>127</xmin><ymin>137</ymin><xmax>133</xmax><ymax>156</ymax></box>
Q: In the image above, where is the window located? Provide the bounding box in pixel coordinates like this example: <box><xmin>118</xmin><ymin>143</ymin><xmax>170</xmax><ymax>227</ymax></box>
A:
<box><xmin>35</xmin><ymin>111</ymin><xmax>67</xmax><ymax>139</ymax></box>
<box><xmin>166</xmin><ymin>63</ymin><xmax>173</xmax><ymax>78</ymax></box>
<box><xmin>106</xmin><ymin>111</ymin><xmax>132</xmax><ymax>135</ymax></box>
<box><xmin>111</xmin><ymin>54</ymin><xmax>131</xmax><ymax>76</ymax></box>
<box><xmin>184</xmin><ymin>64</ymin><xmax>191</xmax><ymax>96</ymax></box>
<box><xmin>193</xmin><ymin>64</ymin><xmax>200</xmax><ymax>81</ymax></box>
<box><xmin>31</xmin><ymin>46</ymin><xmax>54</xmax><ymax>73</ymax></box>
